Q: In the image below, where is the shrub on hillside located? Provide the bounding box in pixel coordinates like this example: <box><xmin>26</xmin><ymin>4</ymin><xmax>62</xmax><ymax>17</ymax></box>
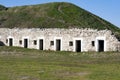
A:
<box><xmin>0</xmin><ymin>5</ymin><xmax>7</xmax><ymax>10</ymax></box>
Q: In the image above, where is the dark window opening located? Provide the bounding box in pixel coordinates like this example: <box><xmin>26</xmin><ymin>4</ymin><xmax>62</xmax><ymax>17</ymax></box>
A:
<box><xmin>50</xmin><ymin>41</ymin><xmax>54</xmax><ymax>46</ymax></box>
<box><xmin>9</xmin><ymin>38</ymin><xmax>13</xmax><ymax>46</ymax></box>
<box><xmin>98</xmin><ymin>40</ymin><xmax>104</xmax><ymax>52</ymax></box>
<box><xmin>75</xmin><ymin>40</ymin><xmax>81</xmax><ymax>52</ymax></box>
<box><xmin>56</xmin><ymin>39</ymin><xmax>61</xmax><ymax>51</ymax></box>
<box><xmin>33</xmin><ymin>40</ymin><xmax>37</xmax><ymax>45</ymax></box>
<box><xmin>39</xmin><ymin>39</ymin><xmax>43</xmax><ymax>50</ymax></box>
<box><xmin>24</xmin><ymin>39</ymin><xmax>28</xmax><ymax>48</ymax></box>
<box><xmin>6</xmin><ymin>39</ymin><xmax>8</xmax><ymax>43</ymax></box>
<box><xmin>92</xmin><ymin>41</ymin><xmax>95</xmax><ymax>46</ymax></box>
<box><xmin>69</xmin><ymin>41</ymin><xmax>73</xmax><ymax>46</ymax></box>
<box><xmin>19</xmin><ymin>40</ymin><xmax>22</xmax><ymax>45</ymax></box>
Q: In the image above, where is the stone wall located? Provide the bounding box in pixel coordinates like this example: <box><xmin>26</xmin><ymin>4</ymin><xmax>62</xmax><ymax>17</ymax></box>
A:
<box><xmin>0</xmin><ymin>28</ymin><xmax>119</xmax><ymax>52</ymax></box>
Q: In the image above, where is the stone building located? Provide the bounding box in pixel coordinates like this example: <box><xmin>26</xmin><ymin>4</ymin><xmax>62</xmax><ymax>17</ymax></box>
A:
<box><xmin>0</xmin><ymin>28</ymin><xmax>120</xmax><ymax>52</ymax></box>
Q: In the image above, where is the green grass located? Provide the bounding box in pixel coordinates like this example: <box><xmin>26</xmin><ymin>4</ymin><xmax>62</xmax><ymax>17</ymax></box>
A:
<box><xmin>0</xmin><ymin>46</ymin><xmax>120</xmax><ymax>80</ymax></box>
<box><xmin>0</xmin><ymin>2</ymin><xmax>120</xmax><ymax>30</ymax></box>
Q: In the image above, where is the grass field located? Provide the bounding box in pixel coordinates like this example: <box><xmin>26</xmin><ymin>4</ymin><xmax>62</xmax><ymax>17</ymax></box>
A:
<box><xmin>0</xmin><ymin>46</ymin><xmax>120</xmax><ymax>80</ymax></box>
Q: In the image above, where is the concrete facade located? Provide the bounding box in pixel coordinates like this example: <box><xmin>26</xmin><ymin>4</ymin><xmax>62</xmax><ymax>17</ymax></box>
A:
<box><xmin>0</xmin><ymin>28</ymin><xmax>120</xmax><ymax>52</ymax></box>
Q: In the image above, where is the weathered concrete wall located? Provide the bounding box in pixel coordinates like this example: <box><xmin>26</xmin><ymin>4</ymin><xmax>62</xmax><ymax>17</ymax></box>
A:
<box><xmin>0</xmin><ymin>28</ymin><xmax>119</xmax><ymax>52</ymax></box>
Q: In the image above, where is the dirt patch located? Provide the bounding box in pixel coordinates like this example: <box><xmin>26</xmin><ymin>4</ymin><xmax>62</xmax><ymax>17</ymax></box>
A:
<box><xmin>53</xmin><ymin>70</ymin><xmax>90</xmax><ymax>78</ymax></box>
<box><xmin>18</xmin><ymin>75</ymin><xmax>39</xmax><ymax>80</ymax></box>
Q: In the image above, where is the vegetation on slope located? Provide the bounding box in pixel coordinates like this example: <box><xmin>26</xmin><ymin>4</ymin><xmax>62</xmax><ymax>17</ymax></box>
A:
<box><xmin>0</xmin><ymin>46</ymin><xmax>120</xmax><ymax>80</ymax></box>
<box><xmin>0</xmin><ymin>5</ymin><xmax>7</xmax><ymax>10</ymax></box>
<box><xmin>0</xmin><ymin>2</ymin><xmax>120</xmax><ymax>38</ymax></box>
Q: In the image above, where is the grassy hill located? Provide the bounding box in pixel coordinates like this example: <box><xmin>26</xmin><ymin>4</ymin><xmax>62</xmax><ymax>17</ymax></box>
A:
<box><xmin>0</xmin><ymin>2</ymin><xmax>120</xmax><ymax>38</ymax></box>
<box><xmin>0</xmin><ymin>46</ymin><xmax>120</xmax><ymax>80</ymax></box>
